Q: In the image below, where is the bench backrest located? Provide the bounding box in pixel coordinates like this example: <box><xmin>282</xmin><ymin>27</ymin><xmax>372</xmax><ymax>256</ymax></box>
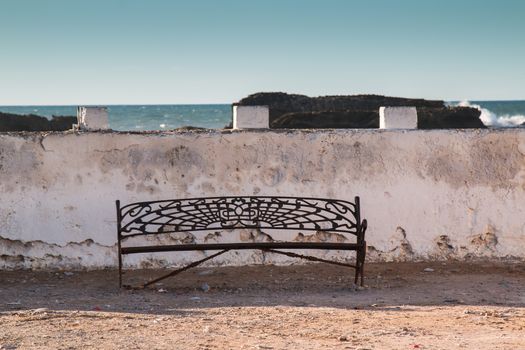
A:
<box><xmin>117</xmin><ymin>196</ymin><xmax>363</xmax><ymax>240</ymax></box>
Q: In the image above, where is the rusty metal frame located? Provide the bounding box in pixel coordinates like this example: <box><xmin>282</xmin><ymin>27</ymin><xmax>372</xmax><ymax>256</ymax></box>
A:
<box><xmin>116</xmin><ymin>196</ymin><xmax>367</xmax><ymax>289</ymax></box>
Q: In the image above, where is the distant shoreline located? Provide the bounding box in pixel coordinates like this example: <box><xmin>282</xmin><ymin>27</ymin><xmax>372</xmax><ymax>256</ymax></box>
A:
<box><xmin>2</xmin><ymin>100</ymin><xmax>525</xmax><ymax>131</ymax></box>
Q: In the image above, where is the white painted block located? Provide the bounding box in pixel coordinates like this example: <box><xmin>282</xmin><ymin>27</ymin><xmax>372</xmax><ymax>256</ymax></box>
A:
<box><xmin>77</xmin><ymin>106</ymin><xmax>109</xmax><ymax>130</ymax></box>
<box><xmin>379</xmin><ymin>107</ymin><xmax>418</xmax><ymax>129</ymax></box>
<box><xmin>233</xmin><ymin>105</ymin><xmax>269</xmax><ymax>129</ymax></box>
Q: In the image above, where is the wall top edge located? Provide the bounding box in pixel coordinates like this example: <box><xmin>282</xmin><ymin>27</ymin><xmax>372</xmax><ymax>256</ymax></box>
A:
<box><xmin>1</xmin><ymin>128</ymin><xmax>524</xmax><ymax>138</ymax></box>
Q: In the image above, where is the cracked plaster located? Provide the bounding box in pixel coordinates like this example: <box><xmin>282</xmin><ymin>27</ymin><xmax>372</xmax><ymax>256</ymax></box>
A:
<box><xmin>1</xmin><ymin>129</ymin><xmax>525</xmax><ymax>269</ymax></box>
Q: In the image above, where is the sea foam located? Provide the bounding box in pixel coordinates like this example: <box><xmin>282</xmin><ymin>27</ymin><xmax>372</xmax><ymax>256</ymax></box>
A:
<box><xmin>456</xmin><ymin>101</ymin><xmax>525</xmax><ymax>127</ymax></box>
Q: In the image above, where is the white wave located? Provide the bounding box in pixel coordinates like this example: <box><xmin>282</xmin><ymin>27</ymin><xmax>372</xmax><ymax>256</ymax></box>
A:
<box><xmin>456</xmin><ymin>100</ymin><xmax>525</xmax><ymax>127</ymax></box>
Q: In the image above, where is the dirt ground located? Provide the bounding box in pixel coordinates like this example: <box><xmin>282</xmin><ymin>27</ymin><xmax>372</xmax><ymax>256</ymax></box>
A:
<box><xmin>1</xmin><ymin>261</ymin><xmax>524</xmax><ymax>349</ymax></box>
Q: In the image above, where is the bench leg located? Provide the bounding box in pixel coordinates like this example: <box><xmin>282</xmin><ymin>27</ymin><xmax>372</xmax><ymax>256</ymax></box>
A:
<box><xmin>354</xmin><ymin>245</ymin><xmax>366</xmax><ymax>287</ymax></box>
<box><xmin>359</xmin><ymin>244</ymin><xmax>366</xmax><ymax>287</ymax></box>
<box><xmin>354</xmin><ymin>252</ymin><xmax>360</xmax><ymax>285</ymax></box>
<box><xmin>118</xmin><ymin>252</ymin><xmax>123</xmax><ymax>288</ymax></box>
<box><xmin>117</xmin><ymin>234</ymin><xmax>123</xmax><ymax>288</ymax></box>
<box><xmin>354</xmin><ymin>250</ymin><xmax>363</xmax><ymax>286</ymax></box>
<box><xmin>359</xmin><ymin>252</ymin><xmax>365</xmax><ymax>287</ymax></box>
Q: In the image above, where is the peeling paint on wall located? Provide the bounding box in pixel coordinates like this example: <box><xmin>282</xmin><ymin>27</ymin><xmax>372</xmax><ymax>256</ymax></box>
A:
<box><xmin>1</xmin><ymin>129</ymin><xmax>525</xmax><ymax>269</ymax></box>
<box><xmin>0</xmin><ymin>236</ymin><xmax>115</xmax><ymax>269</ymax></box>
<box><xmin>423</xmin><ymin>134</ymin><xmax>523</xmax><ymax>189</ymax></box>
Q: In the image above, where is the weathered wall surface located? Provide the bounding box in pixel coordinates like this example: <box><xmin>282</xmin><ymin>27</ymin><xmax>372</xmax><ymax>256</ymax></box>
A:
<box><xmin>1</xmin><ymin>129</ymin><xmax>524</xmax><ymax>269</ymax></box>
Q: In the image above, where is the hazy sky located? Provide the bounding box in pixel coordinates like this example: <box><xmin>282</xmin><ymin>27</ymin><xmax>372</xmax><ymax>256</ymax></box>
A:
<box><xmin>1</xmin><ymin>0</ymin><xmax>524</xmax><ymax>105</ymax></box>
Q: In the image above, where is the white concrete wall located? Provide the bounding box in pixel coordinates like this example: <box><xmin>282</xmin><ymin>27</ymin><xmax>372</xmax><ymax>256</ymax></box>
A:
<box><xmin>1</xmin><ymin>129</ymin><xmax>524</xmax><ymax>270</ymax></box>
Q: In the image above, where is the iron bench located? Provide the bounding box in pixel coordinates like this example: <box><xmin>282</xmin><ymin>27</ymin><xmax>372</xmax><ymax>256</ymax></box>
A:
<box><xmin>116</xmin><ymin>196</ymin><xmax>367</xmax><ymax>289</ymax></box>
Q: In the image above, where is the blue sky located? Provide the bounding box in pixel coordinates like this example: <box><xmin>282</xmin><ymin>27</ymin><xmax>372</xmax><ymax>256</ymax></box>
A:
<box><xmin>1</xmin><ymin>0</ymin><xmax>524</xmax><ymax>105</ymax></box>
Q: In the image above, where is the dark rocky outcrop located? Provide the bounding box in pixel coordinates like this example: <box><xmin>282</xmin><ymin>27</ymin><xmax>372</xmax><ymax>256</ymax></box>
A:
<box><xmin>235</xmin><ymin>92</ymin><xmax>484</xmax><ymax>129</ymax></box>
<box><xmin>272</xmin><ymin>110</ymin><xmax>380</xmax><ymax>129</ymax></box>
<box><xmin>418</xmin><ymin>107</ymin><xmax>484</xmax><ymax>129</ymax></box>
<box><xmin>0</xmin><ymin>112</ymin><xmax>76</xmax><ymax>132</ymax></box>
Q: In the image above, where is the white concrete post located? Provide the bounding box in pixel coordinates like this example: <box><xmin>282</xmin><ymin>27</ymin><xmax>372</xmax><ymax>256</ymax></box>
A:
<box><xmin>76</xmin><ymin>106</ymin><xmax>109</xmax><ymax>131</ymax></box>
<box><xmin>379</xmin><ymin>107</ymin><xmax>418</xmax><ymax>129</ymax></box>
<box><xmin>232</xmin><ymin>105</ymin><xmax>270</xmax><ymax>129</ymax></box>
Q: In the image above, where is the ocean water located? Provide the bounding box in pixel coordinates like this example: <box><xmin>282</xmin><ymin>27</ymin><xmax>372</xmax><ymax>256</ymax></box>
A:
<box><xmin>450</xmin><ymin>100</ymin><xmax>525</xmax><ymax>127</ymax></box>
<box><xmin>0</xmin><ymin>104</ymin><xmax>232</xmax><ymax>131</ymax></box>
<box><xmin>1</xmin><ymin>101</ymin><xmax>525</xmax><ymax>130</ymax></box>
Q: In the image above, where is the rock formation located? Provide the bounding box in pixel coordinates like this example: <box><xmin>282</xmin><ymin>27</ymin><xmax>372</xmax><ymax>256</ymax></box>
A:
<box><xmin>234</xmin><ymin>92</ymin><xmax>485</xmax><ymax>129</ymax></box>
<box><xmin>0</xmin><ymin>112</ymin><xmax>76</xmax><ymax>132</ymax></box>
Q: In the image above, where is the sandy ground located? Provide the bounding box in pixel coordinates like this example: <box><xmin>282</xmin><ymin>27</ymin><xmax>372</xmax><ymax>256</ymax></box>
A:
<box><xmin>1</xmin><ymin>261</ymin><xmax>524</xmax><ymax>349</ymax></box>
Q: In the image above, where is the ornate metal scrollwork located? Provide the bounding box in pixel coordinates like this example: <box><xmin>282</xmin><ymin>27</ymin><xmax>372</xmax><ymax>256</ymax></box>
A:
<box><xmin>119</xmin><ymin>196</ymin><xmax>358</xmax><ymax>238</ymax></box>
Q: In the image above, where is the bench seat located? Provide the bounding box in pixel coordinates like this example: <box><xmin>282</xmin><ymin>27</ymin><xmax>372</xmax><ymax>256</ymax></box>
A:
<box><xmin>121</xmin><ymin>242</ymin><xmax>363</xmax><ymax>254</ymax></box>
